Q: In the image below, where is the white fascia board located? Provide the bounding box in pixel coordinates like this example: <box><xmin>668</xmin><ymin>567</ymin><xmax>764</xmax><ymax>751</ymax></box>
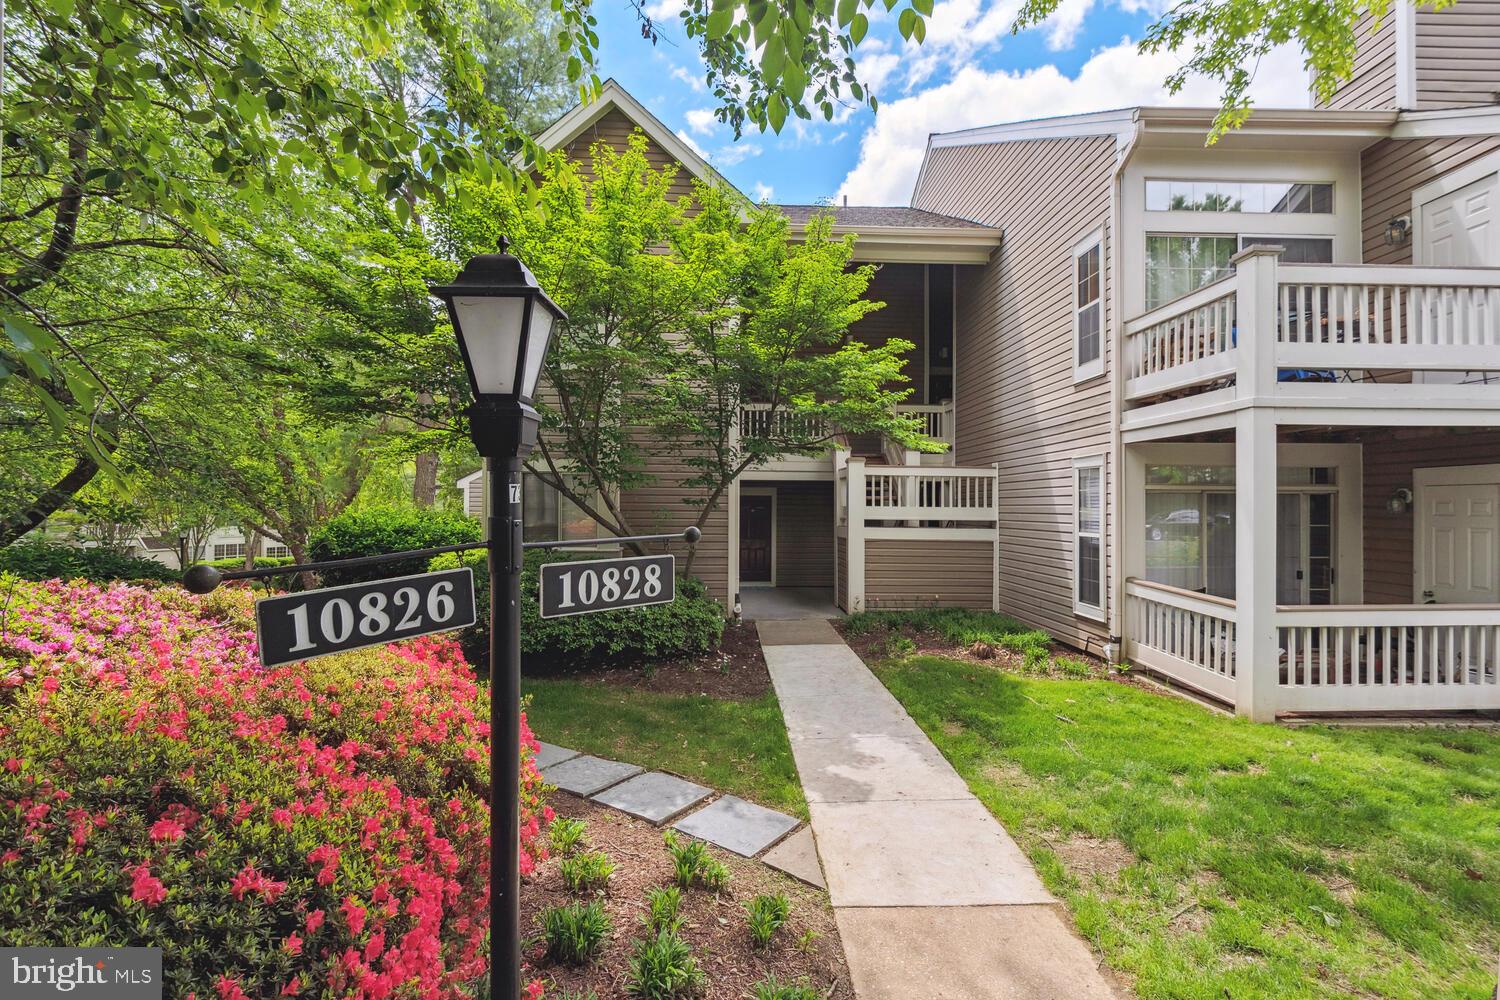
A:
<box><xmin>785</xmin><ymin>223</ymin><xmax>1002</xmax><ymax>263</ymax></box>
<box><xmin>1392</xmin><ymin>106</ymin><xmax>1500</xmax><ymax>139</ymax></box>
<box><xmin>927</xmin><ymin>108</ymin><xmax>1139</xmax><ymax>150</ymax></box>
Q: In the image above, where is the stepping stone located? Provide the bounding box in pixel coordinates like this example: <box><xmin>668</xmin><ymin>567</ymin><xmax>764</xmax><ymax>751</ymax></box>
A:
<box><xmin>542</xmin><ymin>754</ymin><xmax>642</xmax><ymax>797</ymax></box>
<box><xmin>534</xmin><ymin>742</ymin><xmax>580</xmax><ymax>770</ymax></box>
<box><xmin>593</xmin><ymin>771</ymin><xmax>711</xmax><ymax>824</ymax></box>
<box><xmin>672</xmin><ymin>795</ymin><xmax>799</xmax><ymax>857</ymax></box>
<box><xmin>762</xmin><ymin>827</ymin><xmax>826</xmax><ymax>888</ymax></box>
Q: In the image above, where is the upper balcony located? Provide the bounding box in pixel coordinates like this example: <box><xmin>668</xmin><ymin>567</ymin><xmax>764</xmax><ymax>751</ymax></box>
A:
<box><xmin>1123</xmin><ymin>246</ymin><xmax>1500</xmax><ymax>435</ymax></box>
<box><xmin>739</xmin><ymin>402</ymin><xmax>956</xmax><ymax>477</ymax></box>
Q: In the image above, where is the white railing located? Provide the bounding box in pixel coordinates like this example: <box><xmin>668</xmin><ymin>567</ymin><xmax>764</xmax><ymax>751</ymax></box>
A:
<box><xmin>1124</xmin><ymin>280</ymin><xmax>1239</xmax><ymax>400</ymax></box>
<box><xmin>1275</xmin><ymin>605</ymin><xmax>1500</xmax><ymax>712</ymax></box>
<box><xmin>739</xmin><ymin>403</ymin><xmax>832</xmax><ymax>441</ymax></box>
<box><xmin>861</xmin><ymin>466</ymin><xmax>997</xmax><ymax>522</ymax></box>
<box><xmin>1123</xmin><ymin>257</ymin><xmax>1500</xmax><ymax>405</ymax></box>
<box><xmin>896</xmin><ymin>403</ymin><xmax>954</xmax><ymax>445</ymax></box>
<box><xmin>1124</xmin><ymin>579</ymin><xmax>1237</xmax><ymax>702</ymax></box>
<box><xmin>1274</xmin><ymin>265</ymin><xmax>1500</xmax><ymax>374</ymax></box>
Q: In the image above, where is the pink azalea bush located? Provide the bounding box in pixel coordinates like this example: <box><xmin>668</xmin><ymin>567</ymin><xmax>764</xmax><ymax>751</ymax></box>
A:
<box><xmin>0</xmin><ymin>578</ymin><xmax>551</xmax><ymax>999</ymax></box>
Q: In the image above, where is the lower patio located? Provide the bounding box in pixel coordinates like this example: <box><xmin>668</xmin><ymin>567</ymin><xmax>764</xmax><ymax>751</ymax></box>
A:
<box><xmin>1122</xmin><ymin>426</ymin><xmax>1500</xmax><ymax>719</ymax></box>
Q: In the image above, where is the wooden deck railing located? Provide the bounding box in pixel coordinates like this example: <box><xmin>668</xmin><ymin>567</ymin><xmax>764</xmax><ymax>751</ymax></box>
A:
<box><xmin>1123</xmin><ymin>578</ymin><xmax>1238</xmax><ymax>702</ymax></box>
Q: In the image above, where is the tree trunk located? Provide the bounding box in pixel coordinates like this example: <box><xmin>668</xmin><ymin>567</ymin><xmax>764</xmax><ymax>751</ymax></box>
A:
<box><xmin>242</xmin><ymin>526</ymin><xmax>259</xmax><ymax>570</ymax></box>
<box><xmin>0</xmin><ymin>454</ymin><xmax>100</xmax><ymax>546</ymax></box>
<box><xmin>413</xmin><ymin>452</ymin><xmax>439</xmax><ymax>507</ymax></box>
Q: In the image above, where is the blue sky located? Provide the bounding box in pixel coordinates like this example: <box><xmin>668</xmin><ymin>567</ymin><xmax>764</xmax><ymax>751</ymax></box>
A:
<box><xmin>582</xmin><ymin>0</ymin><xmax>1312</xmax><ymax>205</ymax></box>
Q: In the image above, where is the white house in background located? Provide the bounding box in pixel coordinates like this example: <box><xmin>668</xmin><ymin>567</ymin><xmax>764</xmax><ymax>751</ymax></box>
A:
<box><xmin>37</xmin><ymin>522</ymin><xmax>291</xmax><ymax>570</ymax></box>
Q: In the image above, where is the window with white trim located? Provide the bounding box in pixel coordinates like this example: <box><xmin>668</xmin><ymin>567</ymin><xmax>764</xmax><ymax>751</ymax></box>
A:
<box><xmin>213</xmin><ymin>542</ymin><xmax>247</xmax><ymax>561</ymax></box>
<box><xmin>1074</xmin><ymin>456</ymin><xmax>1104</xmax><ymax>620</ymax></box>
<box><xmin>262</xmin><ymin>542</ymin><xmax>291</xmax><ymax>559</ymax></box>
<box><xmin>1073</xmin><ymin>232</ymin><xmax>1103</xmax><ymax>381</ymax></box>
<box><xmin>523</xmin><ymin>473</ymin><xmax>605</xmax><ymax>544</ymax></box>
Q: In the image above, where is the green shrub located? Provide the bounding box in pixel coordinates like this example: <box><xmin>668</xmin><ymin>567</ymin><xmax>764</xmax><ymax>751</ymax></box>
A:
<box><xmin>626</xmin><ymin>929</ymin><xmax>706</xmax><ymax>999</ymax></box>
<box><xmin>751</xmin><ymin>976</ymin><xmax>825</xmax><ymax>1000</ymax></box>
<box><xmin>310</xmin><ymin>507</ymin><xmax>482</xmax><ymax>585</ymax></box>
<box><xmin>550</xmin><ymin>816</ymin><xmax>589</xmax><ymax>857</ymax></box>
<box><xmin>745</xmin><ymin>893</ymin><xmax>791</xmax><ymax>949</ymax></box>
<box><xmin>663</xmin><ymin>831</ymin><xmax>729</xmax><ymax>892</ymax></box>
<box><xmin>540</xmin><ymin>901</ymin><xmax>612</xmax><ymax>965</ymax></box>
<box><xmin>1055</xmin><ymin>655</ymin><xmax>1095</xmax><ymax>679</ymax></box>
<box><xmin>429</xmin><ymin>549</ymin><xmax>724</xmax><ymax>669</ymax></box>
<box><xmin>842</xmin><ymin>607</ymin><xmax>1034</xmax><ymax>646</ymax></box>
<box><xmin>644</xmin><ymin>885</ymin><xmax>683</xmax><ymax>933</ymax></box>
<box><xmin>200</xmin><ymin>555</ymin><xmax>294</xmax><ymax>571</ymax></box>
<box><xmin>561</xmin><ymin>850</ymin><xmax>615</xmax><ymax>893</ymax></box>
<box><xmin>881</xmin><ymin>634</ymin><xmax>917</xmax><ymax>659</ymax></box>
<box><xmin>0</xmin><ymin>541</ymin><xmax>178</xmax><ymax>584</ymax></box>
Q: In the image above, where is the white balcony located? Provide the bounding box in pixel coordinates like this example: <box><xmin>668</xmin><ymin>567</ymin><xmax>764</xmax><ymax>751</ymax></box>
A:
<box><xmin>1123</xmin><ymin>249</ymin><xmax>1500</xmax><ymax>434</ymax></box>
<box><xmin>738</xmin><ymin>401</ymin><xmax>955</xmax><ymax>478</ymax></box>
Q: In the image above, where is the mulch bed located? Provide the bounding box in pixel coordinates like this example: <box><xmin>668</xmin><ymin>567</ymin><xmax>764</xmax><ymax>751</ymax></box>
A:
<box><xmin>565</xmin><ymin>622</ymin><xmax>773</xmax><ymax>700</ymax></box>
<box><xmin>522</xmin><ymin>794</ymin><xmax>853</xmax><ymax>999</ymax></box>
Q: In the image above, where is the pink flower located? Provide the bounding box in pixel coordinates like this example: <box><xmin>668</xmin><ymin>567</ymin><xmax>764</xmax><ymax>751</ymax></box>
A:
<box><xmin>363</xmin><ymin>931</ymin><xmax>384</xmax><ymax>961</ymax></box>
<box><xmin>2</xmin><ymin>758</ymin><xmax>20</xmax><ymax>773</ymax></box>
<box><xmin>341</xmin><ymin>897</ymin><xmax>366</xmax><ymax>937</ymax></box>
<box><xmin>282</xmin><ymin>932</ymin><xmax>302</xmax><ymax>956</ymax></box>
<box><xmin>229</xmin><ymin>863</ymin><xmax>287</xmax><ymax>903</ymax></box>
<box><xmin>524</xmin><ymin>981</ymin><xmax>545</xmax><ymax>1000</ymax></box>
<box><xmin>270</xmin><ymin>808</ymin><xmax>293</xmax><ymax>830</ymax></box>
<box><xmin>149</xmin><ymin>817</ymin><xmax>186</xmax><ymax>842</ymax></box>
<box><xmin>280</xmin><ymin>978</ymin><xmax>300</xmax><ymax>997</ymax></box>
<box><xmin>128</xmin><ymin>864</ymin><xmax>167</xmax><ymax>907</ymax></box>
<box><xmin>305</xmin><ymin>909</ymin><xmax>325</xmax><ymax>934</ymax></box>
<box><xmin>214</xmin><ymin>976</ymin><xmax>248</xmax><ymax>1000</ymax></box>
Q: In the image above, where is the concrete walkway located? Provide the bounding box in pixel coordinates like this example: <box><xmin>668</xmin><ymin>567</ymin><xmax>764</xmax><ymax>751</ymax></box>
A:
<box><xmin>758</xmin><ymin>618</ymin><xmax>1120</xmax><ymax>999</ymax></box>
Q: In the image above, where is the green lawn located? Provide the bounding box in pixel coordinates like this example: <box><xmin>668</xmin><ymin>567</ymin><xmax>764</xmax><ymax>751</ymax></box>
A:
<box><xmin>874</xmin><ymin>654</ymin><xmax>1500</xmax><ymax>1000</ymax></box>
<box><xmin>522</xmin><ymin>679</ymin><xmax>807</xmax><ymax>818</ymax></box>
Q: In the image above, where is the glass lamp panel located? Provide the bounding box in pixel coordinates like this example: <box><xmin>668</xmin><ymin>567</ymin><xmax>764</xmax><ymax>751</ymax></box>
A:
<box><xmin>454</xmin><ymin>296</ymin><xmax>526</xmax><ymax>395</ymax></box>
<box><xmin>519</xmin><ymin>303</ymin><xmax>554</xmax><ymax>401</ymax></box>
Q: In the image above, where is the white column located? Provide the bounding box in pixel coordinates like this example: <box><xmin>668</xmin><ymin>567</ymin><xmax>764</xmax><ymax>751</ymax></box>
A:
<box><xmin>1232</xmin><ymin>245</ymin><xmax>1281</xmax><ymax>399</ymax></box>
<box><xmin>1119</xmin><ymin>445</ymin><xmax>1147</xmax><ymax>665</ymax></box>
<box><xmin>846</xmin><ymin>457</ymin><xmax>867</xmax><ymax>612</ymax></box>
<box><xmin>1235</xmin><ymin>407</ymin><xmax>1279</xmax><ymax>721</ymax></box>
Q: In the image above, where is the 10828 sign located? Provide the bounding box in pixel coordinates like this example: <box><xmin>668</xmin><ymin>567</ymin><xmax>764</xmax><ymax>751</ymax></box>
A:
<box><xmin>255</xmin><ymin>568</ymin><xmax>476</xmax><ymax>668</ymax></box>
<box><xmin>539</xmin><ymin>554</ymin><xmax>675</xmax><ymax>618</ymax></box>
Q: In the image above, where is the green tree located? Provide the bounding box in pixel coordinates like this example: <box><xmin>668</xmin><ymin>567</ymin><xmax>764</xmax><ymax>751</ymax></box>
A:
<box><xmin>438</xmin><ymin>134</ymin><xmax>933</xmax><ymax>572</ymax></box>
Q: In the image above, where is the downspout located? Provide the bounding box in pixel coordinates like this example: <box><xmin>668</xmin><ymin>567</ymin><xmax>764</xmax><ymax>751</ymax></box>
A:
<box><xmin>1106</xmin><ymin>118</ymin><xmax>1142</xmax><ymax>664</ymax></box>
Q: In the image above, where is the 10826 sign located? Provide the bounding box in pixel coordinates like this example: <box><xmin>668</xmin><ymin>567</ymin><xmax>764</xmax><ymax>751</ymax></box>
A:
<box><xmin>254</xmin><ymin>568</ymin><xmax>476</xmax><ymax>668</ymax></box>
<box><xmin>539</xmin><ymin>554</ymin><xmax>675</xmax><ymax>618</ymax></box>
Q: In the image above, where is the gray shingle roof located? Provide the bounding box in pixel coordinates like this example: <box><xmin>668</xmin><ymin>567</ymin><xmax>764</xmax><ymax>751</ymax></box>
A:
<box><xmin>776</xmin><ymin>204</ymin><xmax>995</xmax><ymax>230</ymax></box>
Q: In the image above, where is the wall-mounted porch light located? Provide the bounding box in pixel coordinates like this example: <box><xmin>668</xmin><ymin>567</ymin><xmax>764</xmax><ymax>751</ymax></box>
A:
<box><xmin>1384</xmin><ymin>216</ymin><xmax>1411</xmax><ymax>248</ymax></box>
<box><xmin>1387</xmin><ymin>487</ymin><xmax>1413</xmax><ymax>515</ymax></box>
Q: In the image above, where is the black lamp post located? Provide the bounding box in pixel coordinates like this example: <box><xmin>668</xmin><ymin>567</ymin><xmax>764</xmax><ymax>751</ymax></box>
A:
<box><xmin>429</xmin><ymin>237</ymin><xmax>565</xmax><ymax>1000</ymax></box>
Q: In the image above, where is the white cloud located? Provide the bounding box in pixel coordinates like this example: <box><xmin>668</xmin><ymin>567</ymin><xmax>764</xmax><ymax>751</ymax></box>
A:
<box><xmin>712</xmin><ymin>140</ymin><xmax>762</xmax><ymax>167</ymax></box>
<box><xmin>670</xmin><ymin>64</ymin><xmax>707</xmax><ymax>94</ymax></box>
<box><xmin>837</xmin><ymin>39</ymin><xmax>1311</xmax><ymax>205</ymax></box>
<box><xmin>674</xmin><ymin>129</ymin><xmax>707</xmax><ymax>158</ymax></box>
<box><xmin>684</xmin><ymin>108</ymin><xmax>719</xmax><ymax>136</ymax></box>
<box><xmin>645</xmin><ymin>0</ymin><xmax>686</xmax><ymax>20</ymax></box>
<box><xmin>903</xmin><ymin>0</ymin><xmax>1025</xmax><ymax>89</ymax></box>
<box><xmin>752</xmin><ymin>181</ymin><xmax>775</xmax><ymax>202</ymax></box>
<box><xmin>1044</xmin><ymin>0</ymin><xmax>1095</xmax><ymax>50</ymax></box>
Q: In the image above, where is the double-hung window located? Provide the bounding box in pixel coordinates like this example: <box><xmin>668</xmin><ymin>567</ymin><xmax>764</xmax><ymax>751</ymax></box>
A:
<box><xmin>1073</xmin><ymin>232</ymin><xmax>1104</xmax><ymax>381</ymax></box>
<box><xmin>1074</xmin><ymin>456</ymin><xmax>1105</xmax><ymax>620</ymax></box>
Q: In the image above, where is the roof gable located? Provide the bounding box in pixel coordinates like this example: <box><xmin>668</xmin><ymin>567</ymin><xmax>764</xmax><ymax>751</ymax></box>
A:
<box><xmin>535</xmin><ymin>79</ymin><xmax>740</xmax><ymax>196</ymax></box>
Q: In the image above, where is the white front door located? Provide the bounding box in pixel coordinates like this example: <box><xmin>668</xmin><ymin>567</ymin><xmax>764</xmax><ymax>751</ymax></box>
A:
<box><xmin>1420</xmin><ymin>170</ymin><xmax>1499</xmax><ymax>267</ymax></box>
<box><xmin>1421</xmin><ymin>483</ymin><xmax>1500</xmax><ymax>603</ymax></box>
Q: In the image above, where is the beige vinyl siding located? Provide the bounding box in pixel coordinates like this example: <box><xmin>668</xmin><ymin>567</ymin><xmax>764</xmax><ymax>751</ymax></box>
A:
<box><xmin>619</xmin><ymin>449</ymin><xmax>730</xmax><ymax>605</ymax></box>
<box><xmin>773</xmin><ymin>483</ymin><xmax>834</xmax><ymax>588</ymax></box>
<box><xmin>559</xmin><ymin>108</ymin><xmax>700</xmax><ymax>203</ymax></box>
<box><xmin>1416</xmin><ymin>0</ymin><xmax>1500</xmax><ymax>110</ymax></box>
<box><xmin>864</xmin><ymin>539</ymin><xmax>993</xmax><ymax>609</ymax></box>
<box><xmin>913</xmin><ymin>135</ymin><xmax>1116</xmax><ymax>650</ymax></box>
<box><xmin>836</xmin><ymin>536</ymin><xmax>848</xmax><ymax>610</ymax></box>
<box><xmin>1319</xmin><ymin>9</ymin><xmax>1399</xmax><ymax>110</ymax></box>
<box><xmin>848</xmin><ymin>263</ymin><xmax>928</xmax><ymax>402</ymax></box>
<box><xmin>1361</xmin><ymin>134</ymin><xmax>1500</xmax><ymax>264</ymax></box>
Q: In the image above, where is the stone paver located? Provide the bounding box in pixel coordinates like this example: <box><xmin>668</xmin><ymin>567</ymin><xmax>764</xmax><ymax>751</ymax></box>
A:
<box><xmin>761</xmin><ymin>827</ymin><xmax>825</xmax><ymax>889</ymax></box>
<box><xmin>835</xmin><ymin>905</ymin><xmax>1120</xmax><ymax>999</ymax></box>
<box><xmin>760</xmin><ymin>626</ymin><xmax>1121</xmax><ymax>998</ymax></box>
<box><xmin>672</xmin><ymin>795</ymin><xmax>799</xmax><ymax>857</ymax></box>
<box><xmin>592</xmin><ymin>771</ymin><xmax>711</xmax><ymax>824</ymax></box>
<box><xmin>534</xmin><ymin>742</ymin><xmax>580</xmax><ymax>770</ymax></box>
<box><xmin>541</xmin><ymin>755</ymin><xmax>642</xmax><ymax>797</ymax></box>
<box><xmin>756</xmin><ymin>619</ymin><xmax>843</xmax><ymax>646</ymax></box>
<box><xmin>810</xmin><ymin>799</ymin><xmax>1051</xmax><ymax>907</ymax></box>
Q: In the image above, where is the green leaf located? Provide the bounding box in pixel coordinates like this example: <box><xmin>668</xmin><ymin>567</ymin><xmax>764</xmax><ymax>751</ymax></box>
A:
<box><xmin>836</xmin><ymin>0</ymin><xmax>857</xmax><ymax>26</ymax></box>
<box><xmin>706</xmin><ymin>6</ymin><xmax>734</xmax><ymax>37</ymax></box>
<box><xmin>897</xmin><ymin>8</ymin><xmax>917</xmax><ymax>40</ymax></box>
<box><xmin>911</xmin><ymin>0</ymin><xmax>933</xmax><ymax>15</ymax></box>
<box><xmin>767</xmin><ymin>93</ymin><xmax>787</xmax><ymax>132</ymax></box>
<box><xmin>761</xmin><ymin>36</ymin><xmax>786</xmax><ymax>81</ymax></box>
<box><xmin>850</xmin><ymin>12</ymin><xmax>868</xmax><ymax>44</ymax></box>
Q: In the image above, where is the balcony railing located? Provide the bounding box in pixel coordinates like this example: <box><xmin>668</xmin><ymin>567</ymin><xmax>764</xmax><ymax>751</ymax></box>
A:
<box><xmin>837</xmin><ymin>460</ymin><xmax>997</xmax><ymax>528</ymax></box>
<box><xmin>738</xmin><ymin>401</ymin><xmax>955</xmax><ymax>470</ymax></box>
<box><xmin>1123</xmin><ymin>576</ymin><xmax>1500</xmax><ymax>714</ymax></box>
<box><xmin>1124</xmin><ymin>253</ymin><xmax>1500</xmax><ymax>405</ymax></box>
